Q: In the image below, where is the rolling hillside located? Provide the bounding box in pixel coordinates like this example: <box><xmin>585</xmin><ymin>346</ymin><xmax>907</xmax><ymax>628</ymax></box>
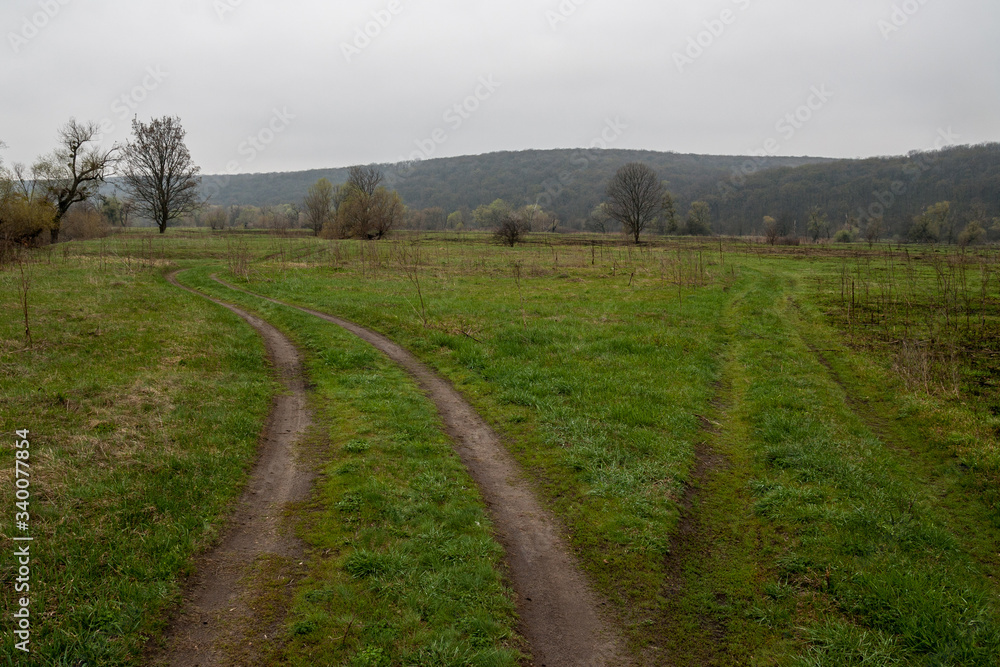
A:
<box><xmin>196</xmin><ymin>144</ymin><xmax>1000</xmax><ymax>237</ymax></box>
<box><xmin>197</xmin><ymin>149</ymin><xmax>832</xmax><ymax>225</ymax></box>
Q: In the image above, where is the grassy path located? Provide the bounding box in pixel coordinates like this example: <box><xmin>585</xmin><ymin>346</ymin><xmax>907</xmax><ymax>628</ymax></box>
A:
<box><xmin>728</xmin><ymin>269</ymin><xmax>999</xmax><ymax>664</ymax></box>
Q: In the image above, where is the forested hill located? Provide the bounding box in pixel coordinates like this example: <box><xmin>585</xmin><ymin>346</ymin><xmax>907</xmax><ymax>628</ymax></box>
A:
<box><xmin>706</xmin><ymin>143</ymin><xmax>1000</xmax><ymax>237</ymax></box>
<box><xmin>199</xmin><ymin>149</ymin><xmax>831</xmax><ymax>223</ymax></box>
<box><xmin>198</xmin><ymin>144</ymin><xmax>1000</xmax><ymax>236</ymax></box>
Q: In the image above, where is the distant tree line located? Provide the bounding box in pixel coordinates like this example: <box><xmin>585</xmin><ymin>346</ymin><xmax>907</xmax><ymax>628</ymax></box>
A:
<box><xmin>193</xmin><ymin>149</ymin><xmax>830</xmax><ymax>229</ymax></box>
<box><xmin>189</xmin><ymin>144</ymin><xmax>1000</xmax><ymax>243</ymax></box>
<box><xmin>7</xmin><ymin>126</ymin><xmax>998</xmax><ymax>247</ymax></box>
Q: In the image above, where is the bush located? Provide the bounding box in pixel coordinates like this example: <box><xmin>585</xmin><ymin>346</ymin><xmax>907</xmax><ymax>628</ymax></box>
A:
<box><xmin>833</xmin><ymin>228</ymin><xmax>857</xmax><ymax>243</ymax></box>
<box><xmin>493</xmin><ymin>214</ymin><xmax>529</xmax><ymax>247</ymax></box>
<box><xmin>958</xmin><ymin>221</ymin><xmax>986</xmax><ymax>248</ymax></box>
<box><xmin>0</xmin><ymin>187</ymin><xmax>53</xmax><ymax>248</ymax></box>
<box><xmin>61</xmin><ymin>207</ymin><xmax>111</xmax><ymax>241</ymax></box>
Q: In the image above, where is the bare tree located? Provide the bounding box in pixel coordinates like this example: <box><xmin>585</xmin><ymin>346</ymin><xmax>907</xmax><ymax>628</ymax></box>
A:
<box><xmin>16</xmin><ymin>253</ymin><xmax>32</xmax><ymax>347</ymax></box>
<box><xmin>205</xmin><ymin>207</ymin><xmax>228</xmax><ymax>230</ymax></box>
<box><xmin>334</xmin><ymin>166</ymin><xmax>403</xmax><ymax>239</ymax></box>
<box><xmin>348</xmin><ymin>165</ymin><xmax>384</xmax><ymax>196</ymax></box>
<box><xmin>121</xmin><ymin>116</ymin><xmax>201</xmax><ymax>234</ymax></box>
<box><xmin>763</xmin><ymin>216</ymin><xmax>780</xmax><ymax>245</ymax></box>
<box><xmin>338</xmin><ymin>186</ymin><xmax>403</xmax><ymax>239</ymax></box>
<box><xmin>34</xmin><ymin>119</ymin><xmax>117</xmax><ymax>243</ymax></box>
<box><xmin>367</xmin><ymin>189</ymin><xmax>403</xmax><ymax>239</ymax></box>
<box><xmin>518</xmin><ymin>204</ymin><xmax>558</xmax><ymax>233</ymax></box>
<box><xmin>605</xmin><ymin>162</ymin><xmax>665</xmax><ymax>244</ymax></box>
<box><xmin>493</xmin><ymin>212</ymin><xmax>530</xmax><ymax>247</ymax></box>
<box><xmin>303</xmin><ymin>178</ymin><xmax>335</xmax><ymax>236</ymax></box>
<box><xmin>863</xmin><ymin>215</ymin><xmax>884</xmax><ymax>248</ymax></box>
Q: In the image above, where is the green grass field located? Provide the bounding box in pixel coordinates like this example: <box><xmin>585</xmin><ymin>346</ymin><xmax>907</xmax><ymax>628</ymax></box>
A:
<box><xmin>3</xmin><ymin>231</ymin><xmax>1000</xmax><ymax>665</ymax></box>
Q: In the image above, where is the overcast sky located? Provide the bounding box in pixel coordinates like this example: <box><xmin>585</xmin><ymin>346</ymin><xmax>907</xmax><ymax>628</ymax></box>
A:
<box><xmin>2</xmin><ymin>0</ymin><xmax>998</xmax><ymax>175</ymax></box>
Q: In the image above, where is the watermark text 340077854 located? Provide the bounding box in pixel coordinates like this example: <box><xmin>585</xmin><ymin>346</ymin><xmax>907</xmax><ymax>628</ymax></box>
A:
<box><xmin>12</xmin><ymin>429</ymin><xmax>33</xmax><ymax>653</ymax></box>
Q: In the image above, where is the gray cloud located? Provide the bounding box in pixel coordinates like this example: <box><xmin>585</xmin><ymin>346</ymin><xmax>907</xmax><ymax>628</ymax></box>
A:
<box><xmin>2</xmin><ymin>0</ymin><xmax>997</xmax><ymax>174</ymax></box>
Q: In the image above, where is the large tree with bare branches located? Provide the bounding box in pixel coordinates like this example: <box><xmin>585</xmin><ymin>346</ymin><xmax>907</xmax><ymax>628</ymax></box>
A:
<box><xmin>121</xmin><ymin>116</ymin><xmax>201</xmax><ymax>234</ymax></box>
<box><xmin>605</xmin><ymin>162</ymin><xmax>665</xmax><ymax>244</ymax></box>
<box><xmin>33</xmin><ymin>119</ymin><xmax>117</xmax><ymax>243</ymax></box>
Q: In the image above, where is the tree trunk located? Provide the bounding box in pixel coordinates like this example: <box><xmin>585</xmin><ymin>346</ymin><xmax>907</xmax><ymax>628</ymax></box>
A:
<box><xmin>50</xmin><ymin>209</ymin><xmax>67</xmax><ymax>244</ymax></box>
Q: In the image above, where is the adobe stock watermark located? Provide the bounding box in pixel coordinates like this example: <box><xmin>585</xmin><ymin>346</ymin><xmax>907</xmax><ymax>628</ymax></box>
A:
<box><xmin>341</xmin><ymin>0</ymin><xmax>405</xmax><ymax>63</ymax></box>
<box><xmin>546</xmin><ymin>0</ymin><xmax>589</xmax><ymax>31</ymax></box>
<box><xmin>532</xmin><ymin>117</ymin><xmax>628</xmax><ymax>209</ymax></box>
<box><xmin>394</xmin><ymin>75</ymin><xmax>502</xmax><ymax>180</ymax></box>
<box><xmin>856</xmin><ymin>127</ymin><xmax>959</xmax><ymax>224</ymax></box>
<box><xmin>12</xmin><ymin>429</ymin><xmax>33</xmax><ymax>654</ymax></box>
<box><xmin>878</xmin><ymin>0</ymin><xmax>933</xmax><ymax>40</ymax></box>
<box><xmin>213</xmin><ymin>0</ymin><xmax>245</xmax><ymax>21</ymax></box>
<box><xmin>94</xmin><ymin>66</ymin><xmax>169</xmax><ymax>143</ymax></box>
<box><xmin>718</xmin><ymin>85</ymin><xmax>833</xmax><ymax>196</ymax></box>
<box><xmin>673</xmin><ymin>0</ymin><xmax>752</xmax><ymax>73</ymax></box>
<box><xmin>202</xmin><ymin>107</ymin><xmax>296</xmax><ymax>201</ymax></box>
<box><xmin>8</xmin><ymin>0</ymin><xmax>72</xmax><ymax>54</ymax></box>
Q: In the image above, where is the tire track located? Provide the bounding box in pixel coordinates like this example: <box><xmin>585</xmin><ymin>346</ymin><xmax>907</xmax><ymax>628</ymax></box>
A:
<box><xmin>210</xmin><ymin>276</ymin><xmax>630</xmax><ymax>667</ymax></box>
<box><xmin>155</xmin><ymin>271</ymin><xmax>313</xmax><ymax>666</ymax></box>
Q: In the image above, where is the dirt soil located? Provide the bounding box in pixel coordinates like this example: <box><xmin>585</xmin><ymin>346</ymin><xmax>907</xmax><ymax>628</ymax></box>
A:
<box><xmin>155</xmin><ymin>272</ymin><xmax>313</xmax><ymax>666</ymax></box>
<box><xmin>212</xmin><ymin>276</ymin><xmax>630</xmax><ymax>667</ymax></box>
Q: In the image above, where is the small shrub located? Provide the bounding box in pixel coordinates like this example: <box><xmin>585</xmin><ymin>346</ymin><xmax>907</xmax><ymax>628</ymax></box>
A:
<box><xmin>833</xmin><ymin>228</ymin><xmax>856</xmax><ymax>243</ymax></box>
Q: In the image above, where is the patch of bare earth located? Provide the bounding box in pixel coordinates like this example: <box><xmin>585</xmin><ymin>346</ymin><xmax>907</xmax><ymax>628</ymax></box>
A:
<box><xmin>213</xmin><ymin>276</ymin><xmax>630</xmax><ymax>667</ymax></box>
<box><xmin>153</xmin><ymin>272</ymin><xmax>313</xmax><ymax>666</ymax></box>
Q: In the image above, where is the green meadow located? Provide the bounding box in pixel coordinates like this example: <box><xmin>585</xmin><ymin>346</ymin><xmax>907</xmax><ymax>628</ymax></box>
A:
<box><xmin>3</xmin><ymin>231</ymin><xmax>999</xmax><ymax>665</ymax></box>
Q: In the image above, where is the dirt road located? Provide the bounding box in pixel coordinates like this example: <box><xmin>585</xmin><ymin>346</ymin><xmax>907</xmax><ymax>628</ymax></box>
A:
<box><xmin>211</xmin><ymin>276</ymin><xmax>629</xmax><ymax>666</ymax></box>
<box><xmin>156</xmin><ymin>272</ymin><xmax>312</xmax><ymax>666</ymax></box>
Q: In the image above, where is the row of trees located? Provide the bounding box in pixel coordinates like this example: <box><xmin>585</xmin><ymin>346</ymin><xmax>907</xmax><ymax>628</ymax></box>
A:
<box><xmin>385</xmin><ymin>162</ymin><xmax>716</xmax><ymax>246</ymax></box>
<box><xmin>903</xmin><ymin>201</ymin><xmax>997</xmax><ymax>246</ymax></box>
<box><xmin>1</xmin><ymin>116</ymin><xmax>200</xmax><ymax>246</ymax></box>
<box><xmin>758</xmin><ymin>200</ymin><xmax>999</xmax><ymax>247</ymax></box>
